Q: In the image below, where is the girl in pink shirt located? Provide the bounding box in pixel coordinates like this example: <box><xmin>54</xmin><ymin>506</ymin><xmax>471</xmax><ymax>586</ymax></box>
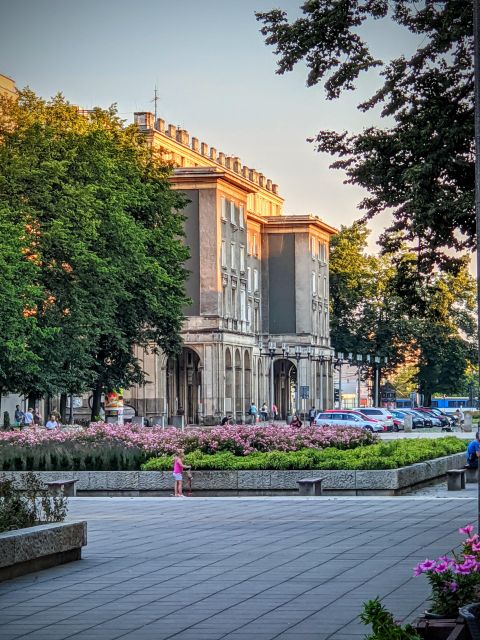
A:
<box><xmin>173</xmin><ymin>450</ymin><xmax>188</xmax><ymax>497</ymax></box>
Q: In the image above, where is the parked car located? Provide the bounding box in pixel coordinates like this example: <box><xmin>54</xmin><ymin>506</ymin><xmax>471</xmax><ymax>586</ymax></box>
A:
<box><xmin>414</xmin><ymin>408</ymin><xmax>443</xmax><ymax>427</ymax></box>
<box><xmin>391</xmin><ymin>409</ymin><xmax>424</xmax><ymax>429</ymax></box>
<box><xmin>421</xmin><ymin>408</ymin><xmax>453</xmax><ymax>427</ymax></box>
<box><xmin>315</xmin><ymin>410</ymin><xmax>385</xmax><ymax>432</ymax></box>
<box><xmin>403</xmin><ymin>409</ymin><xmax>432</xmax><ymax>427</ymax></box>
<box><xmin>352</xmin><ymin>407</ymin><xmax>394</xmax><ymax>429</ymax></box>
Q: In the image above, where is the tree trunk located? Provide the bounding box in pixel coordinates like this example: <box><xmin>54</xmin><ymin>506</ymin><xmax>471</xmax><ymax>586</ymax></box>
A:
<box><xmin>424</xmin><ymin>392</ymin><xmax>432</xmax><ymax>407</ymax></box>
<box><xmin>45</xmin><ymin>395</ymin><xmax>52</xmax><ymax>419</ymax></box>
<box><xmin>68</xmin><ymin>394</ymin><xmax>74</xmax><ymax>424</ymax></box>
<box><xmin>91</xmin><ymin>383</ymin><xmax>103</xmax><ymax>422</ymax></box>
<box><xmin>27</xmin><ymin>393</ymin><xmax>37</xmax><ymax>411</ymax></box>
<box><xmin>59</xmin><ymin>393</ymin><xmax>67</xmax><ymax>423</ymax></box>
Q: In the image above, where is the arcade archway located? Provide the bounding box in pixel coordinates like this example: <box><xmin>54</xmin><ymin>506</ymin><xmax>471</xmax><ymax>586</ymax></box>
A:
<box><xmin>166</xmin><ymin>347</ymin><xmax>202</xmax><ymax>424</ymax></box>
<box><xmin>273</xmin><ymin>359</ymin><xmax>297</xmax><ymax>419</ymax></box>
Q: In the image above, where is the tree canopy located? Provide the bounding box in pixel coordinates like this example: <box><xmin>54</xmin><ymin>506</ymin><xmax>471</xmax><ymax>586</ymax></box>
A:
<box><xmin>329</xmin><ymin>223</ymin><xmax>476</xmax><ymax>403</ymax></box>
<box><xmin>0</xmin><ymin>90</ymin><xmax>189</xmax><ymax>417</ymax></box>
<box><xmin>256</xmin><ymin>1</ymin><xmax>474</xmax><ymax>271</ymax></box>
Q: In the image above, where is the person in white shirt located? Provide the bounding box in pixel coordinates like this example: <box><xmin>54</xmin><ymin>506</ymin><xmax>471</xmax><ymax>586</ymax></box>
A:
<box><xmin>23</xmin><ymin>408</ymin><xmax>34</xmax><ymax>427</ymax></box>
<box><xmin>45</xmin><ymin>416</ymin><xmax>58</xmax><ymax>430</ymax></box>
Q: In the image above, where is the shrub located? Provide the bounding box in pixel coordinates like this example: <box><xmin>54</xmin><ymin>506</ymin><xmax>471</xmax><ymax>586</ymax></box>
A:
<box><xmin>360</xmin><ymin>598</ymin><xmax>420</xmax><ymax>639</ymax></box>
<box><xmin>0</xmin><ymin>472</ymin><xmax>68</xmax><ymax>533</ymax></box>
<box><xmin>0</xmin><ymin>423</ymin><xmax>376</xmax><ymax>471</ymax></box>
<box><xmin>141</xmin><ymin>437</ymin><xmax>467</xmax><ymax>471</ymax></box>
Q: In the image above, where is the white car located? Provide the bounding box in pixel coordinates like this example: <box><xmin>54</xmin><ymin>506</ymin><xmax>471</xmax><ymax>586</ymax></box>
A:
<box><xmin>353</xmin><ymin>407</ymin><xmax>394</xmax><ymax>428</ymax></box>
<box><xmin>314</xmin><ymin>411</ymin><xmax>384</xmax><ymax>432</ymax></box>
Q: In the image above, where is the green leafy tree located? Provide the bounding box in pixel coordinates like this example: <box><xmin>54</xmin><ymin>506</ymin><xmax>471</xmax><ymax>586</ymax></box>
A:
<box><xmin>256</xmin><ymin>1</ymin><xmax>473</xmax><ymax>271</ymax></box>
<box><xmin>329</xmin><ymin>224</ymin><xmax>476</xmax><ymax>404</ymax></box>
<box><xmin>0</xmin><ymin>91</ymin><xmax>189</xmax><ymax>418</ymax></box>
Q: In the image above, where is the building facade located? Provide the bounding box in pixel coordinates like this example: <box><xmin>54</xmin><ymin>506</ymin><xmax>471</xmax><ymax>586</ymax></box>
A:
<box><xmin>125</xmin><ymin>112</ymin><xmax>336</xmax><ymax>424</ymax></box>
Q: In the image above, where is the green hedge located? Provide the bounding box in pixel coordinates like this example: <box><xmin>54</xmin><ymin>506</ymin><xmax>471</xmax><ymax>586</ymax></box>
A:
<box><xmin>0</xmin><ymin>443</ymin><xmax>149</xmax><ymax>471</ymax></box>
<box><xmin>141</xmin><ymin>437</ymin><xmax>467</xmax><ymax>471</ymax></box>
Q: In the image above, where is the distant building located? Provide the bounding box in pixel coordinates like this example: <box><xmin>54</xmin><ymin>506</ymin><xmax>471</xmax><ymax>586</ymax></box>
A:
<box><xmin>124</xmin><ymin>113</ymin><xmax>336</xmax><ymax>423</ymax></box>
<box><xmin>0</xmin><ymin>74</ymin><xmax>17</xmax><ymax>100</ymax></box>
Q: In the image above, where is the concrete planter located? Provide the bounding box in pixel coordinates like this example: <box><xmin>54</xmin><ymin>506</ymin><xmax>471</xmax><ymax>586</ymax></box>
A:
<box><xmin>0</xmin><ymin>521</ymin><xmax>87</xmax><ymax>581</ymax></box>
<box><xmin>0</xmin><ymin>452</ymin><xmax>467</xmax><ymax>495</ymax></box>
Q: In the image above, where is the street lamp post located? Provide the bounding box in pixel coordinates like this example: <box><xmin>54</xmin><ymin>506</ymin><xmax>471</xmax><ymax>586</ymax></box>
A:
<box><xmin>294</xmin><ymin>345</ymin><xmax>302</xmax><ymax>415</ymax></box>
<box><xmin>473</xmin><ymin>0</ymin><xmax>480</xmax><ymax>531</ymax></box>
<box><xmin>374</xmin><ymin>356</ymin><xmax>381</xmax><ymax>406</ymax></box>
<box><xmin>337</xmin><ymin>352</ymin><xmax>344</xmax><ymax>409</ymax></box>
<box><xmin>268</xmin><ymin>340</ymin><xmax>276</xmax><ymax>419</ymax></box>
<box><xmin>356</xmin><ymin>354</ymin><xmax>363</xmax><ymax>407</ymax></box>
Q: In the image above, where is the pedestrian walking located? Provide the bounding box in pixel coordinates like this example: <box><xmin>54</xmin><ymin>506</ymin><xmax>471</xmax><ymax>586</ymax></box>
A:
<box><xmin>260</xmin><ymin>403</ymin><xmax>268</xmax><ymax>422</ymax></box>
<box><xmin>272</xmin><ymin>403</ymin><xmax>278</xmax><ymax>420</ymax></box>
<box><xmin>466</xmin><ymin>432</ymin><xmax>480</xmax><ymax>469</ymax></box>
<box><xmin>308</xmin><ymin>406</ymin><xmax>316</xmax><ymax>426</ymax></box>
<box><xmin>33</xmin><ymin>408</ymin><xmax>42</xmax><ymax>427</ymax></box>
<box><xmin>172</xmin><ymin>450</ymin><xmax>190</xmax><ymax>497</ymax></box>
<box><xmin>248</xmin><ymin>402</ymin><xmax>258</xmax><ymax>425</ymax></box>
<box><xmin>23</xmin><ymin>408</ymin><xmax>34</xmax><ymax>427</ymax></box>
<box><xmin>14</xmin><ymin>405</ymin><xmax>24</xmax><ymax>428</ymax></box>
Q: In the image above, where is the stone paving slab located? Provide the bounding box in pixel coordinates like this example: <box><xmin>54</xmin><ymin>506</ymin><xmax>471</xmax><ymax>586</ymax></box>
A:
<box><xmin>0</xmin><ymin>495</ymin><xmax>476</xmax><ymax>639</ymax></box>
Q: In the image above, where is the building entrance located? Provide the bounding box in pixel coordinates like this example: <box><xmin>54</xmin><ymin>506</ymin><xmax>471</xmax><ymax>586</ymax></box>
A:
<box><xmin>273</xmin><ymin>359</ymin><xmax>297</xmax><ymax>420</ymax></box>
<box><xmin>166</xmin><ymin>348</ymin><xmax>202</xmax><ymax>424</ymax></box>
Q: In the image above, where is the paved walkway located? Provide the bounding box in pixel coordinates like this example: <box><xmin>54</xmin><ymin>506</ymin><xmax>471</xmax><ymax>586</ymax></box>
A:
<box><xmin>0</xmin><ymin>496</ymin><xmax>476</xmax><ymax>640</ymax></box>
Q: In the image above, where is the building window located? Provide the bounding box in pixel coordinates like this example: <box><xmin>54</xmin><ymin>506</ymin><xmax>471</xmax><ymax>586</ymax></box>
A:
<box><xmin>239</xmin><ymin>205</ymin><xmax>245</xmax><ymax>229</ymax></box>
<box><xmin>312</xmin><ymin>271</ymin><xmax>317</xmax><ymax>296</ymax></box>
<box><xmin>221</xmin><ymin>240</ymin><xmax>227</xmax><ymax>268</ymax></box>
<box><xmin>247</xmin><ymin>267</ymin><xmax>252</xmax><ymax>292</ymax></box>
<box><xmin>221</xmin><ymin>197</ymin><xmax>227</xmax><ymax>221</ymax></box>
<box><xmin>230</xmin><ymin>242</ymin><xmax>236</xmax><ymax>270</ymax></box>
<box><xmin>311</xmin><ymin>237</ymin><xmax>316</xmax><ymax>259</ymax></box>
<box><xmin>240</xmin><ymin>289</ymin><xmax>246</xmax><ymax>322</ymax></box>
<box><xmin>254</xmin><ymin>306</ymin><xmax>259</xmax><ymax>333</ymax></box>
<box><xmin>253</xmin><ymin>233</ymin><xmax>257</xmax><ymax>257</ymax></box>
<box><xmin>232</xmin><ymin>287</ymin><xmax>237</xmax><ymax>319</ymax></box>
<box><xmin>223</xmin><ymin>285</ymin><xmax>229</xmax><ymax>316</ymax></box>
<box><xmin>247</xmin><ymin>232</ymin><xmax>252</xmax><ymax>255</ymax></box>
<box><xmin>253</xmin><ymin>268</ymin><xmax>259</xmax><ymax>292</ymax></box>
<box><xmin>230</xmin><ymin>201</ymin><xmax>236</xmax><ymax>225</ymax></box>
<box><xmin>247</xmin><ymin>301</ymin><xmax>252</xmax><ymax>329</ymax></box>
<box><xmin>240</xmin><ymin>245</ymin><xmax>245</xmax><ymax>273</ymax></box>
<box><xmin>323</xmin><ymin>275</ymin><xmax>327</xmax><ymax>299</ymax></box>
<box><xmin>325</xmin><ymin>309</ymin><xmax>329</xmax><ymax>336</ymax></box>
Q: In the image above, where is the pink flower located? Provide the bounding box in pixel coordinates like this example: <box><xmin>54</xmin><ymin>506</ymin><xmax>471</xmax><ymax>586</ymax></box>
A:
<box><xmin>419</xmin><ymin>559</ymin><xmax>436</xmax><ymax>571</ymax></box>
<box><xmin>460</xmin><ymin>525</ymin><xmax>474</xmax><ymax>536</ymax></box>
<box><xmin>434</xmin><ymin>561</ymin><xmax>449</xmax><ymax>574</ymax></box>
<box><xmin>449</xmin><ymin>581</ymin><xmax>458</xmax><ymax>592</ymax></box>
<box><xmin>454</xmin><ymin>563</ymin><xmax>472</xmax><ymax>575</ymax></box>
<box><xmin>413</xmin><ymin>564</ymin><xmax>424</xmax><ymax>576</ymax></box>
<box><xmin>471</xmin><ymin>543</ymin><xmax>480</xmax><ymax>552</ymax></box>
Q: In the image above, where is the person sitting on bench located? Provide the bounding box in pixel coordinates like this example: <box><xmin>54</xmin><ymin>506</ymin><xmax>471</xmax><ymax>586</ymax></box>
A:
<box><xmin>466</xmin><ymin>432</ymin><xmax>480</xmax><ymax>469</ymax></box>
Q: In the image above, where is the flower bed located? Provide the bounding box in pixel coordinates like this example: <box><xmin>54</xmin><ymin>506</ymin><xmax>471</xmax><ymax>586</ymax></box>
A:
<box><xmin>142</xmin><ymin>438</ymin><xmax>467</xmax><ymax>471</ymax></box>
<box><xmin>0</xmin><ymin>423</ymin><xmax>375</xmax><ymax>471</ymax></box>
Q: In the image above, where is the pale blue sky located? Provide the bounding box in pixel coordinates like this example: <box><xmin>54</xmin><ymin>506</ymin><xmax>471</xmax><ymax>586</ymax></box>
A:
<box><xmin>0</xmin><ymin>0</ymin><xmax>419</xmax><ymax>247</ymax></box>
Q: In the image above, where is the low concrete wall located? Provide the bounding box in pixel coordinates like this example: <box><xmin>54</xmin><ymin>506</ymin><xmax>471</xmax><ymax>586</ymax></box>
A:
<box><xmin>1</xmin><ymin>452</ymin><xmax>467</xmax><ymax>495</ymax></box>
<box><xmin>0</xmin><ymin>521</ymin><xmax>87</xmax><ymax>581</ymax></box>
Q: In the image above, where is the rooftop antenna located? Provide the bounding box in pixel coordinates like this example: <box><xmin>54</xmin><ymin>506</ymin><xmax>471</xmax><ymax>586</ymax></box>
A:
<box><xmin>152</xmin><ymin>85</ymin><xmax>159</xmax><ymax>121</ymax></box>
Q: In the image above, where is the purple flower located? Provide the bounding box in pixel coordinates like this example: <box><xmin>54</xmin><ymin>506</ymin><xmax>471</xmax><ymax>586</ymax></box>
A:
<box><xmin>434</xmin><ymin>561</ymin><xmax>450</xmax><ymax>574</ymax></box>
<box><xmin>413</xmin><ymin>564</ymin><xmax>424</xmax><ymax>576</ymax></box>
<box><xmin>419</xmin><ymin>559</ymin><xmax>436</xmax><ymax>572</ymax></box>
<box><xmin>454</xmin><ymin>563</ymin><xmax>472</xmax><ymax>575</ymax></box>
<box><xmin>460</xmin><ymin>525</ymin><xmax>475</xmax><ymax>536</ymax></box>
<box><xmin>449</xmin><ymin>581</ymin><xmax>458</xmax><ymax>592</ymax></box>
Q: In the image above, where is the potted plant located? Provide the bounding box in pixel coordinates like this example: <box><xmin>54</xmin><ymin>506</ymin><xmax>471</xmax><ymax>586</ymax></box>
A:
<box><xmin>413</xmin><ymin>525</ymin><xmax>480</xmax><ymax>619</ymax></box>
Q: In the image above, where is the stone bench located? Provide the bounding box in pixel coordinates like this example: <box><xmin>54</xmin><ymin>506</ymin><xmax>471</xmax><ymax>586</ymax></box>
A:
<box><xmin>45</xmin><ymin>479</ymin><xmax>79</xmax><ymax>497</ymax></box>
<box><xmin>447</xmin><ymin>470</ymin><xmax>466</xmax><ymax>491</ymax></box>
<box><xmin>465</xmin><ymin>466</ymin><xmax>478</xmax><ymax>483</ymax></box>
<box><xmin>297</xmin><ymin>477</ymin><xmax>323</xmax><ymax>496</ymax></box>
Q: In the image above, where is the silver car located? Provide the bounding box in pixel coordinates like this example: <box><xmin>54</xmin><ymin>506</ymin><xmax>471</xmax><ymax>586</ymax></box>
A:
<box><xmin>353</xmin><ymin>407</ymin><xmax>394</xmax><ymax>428</ymax></box>
<box><xmin>315</xmin><ymin>411</ymin><xmax>384</xmax><ymax>432</ymax></box>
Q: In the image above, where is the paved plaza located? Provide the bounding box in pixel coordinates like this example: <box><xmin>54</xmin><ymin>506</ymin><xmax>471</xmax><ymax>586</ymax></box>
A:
<box><xmin>0</xmin><ymin>495</ymin><xmax>476</xmax><ymax>640</ymax></box>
